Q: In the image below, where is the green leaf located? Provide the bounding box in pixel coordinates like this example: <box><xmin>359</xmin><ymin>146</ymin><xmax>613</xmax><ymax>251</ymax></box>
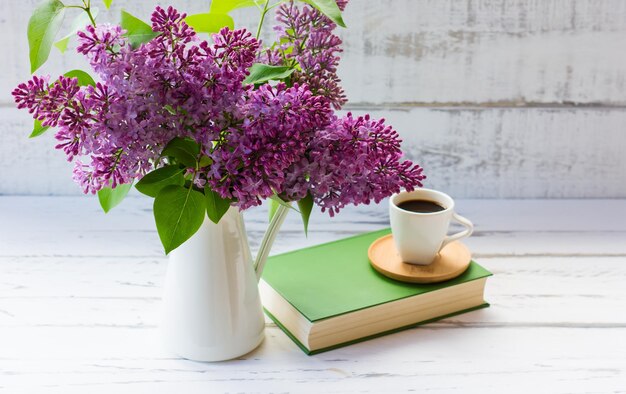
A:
<box><xmin>135</xmin><ymin>165</ymin><xmax>185</xmax><ymax>198</ymax></box>
<box><xmin>120</xmin><ymin>10</ymin><xmax>158</xmax><ymax>48</ymax></box>
<box><xmin>270</xmin><ymin>194</ymin><xmax>299</xmax><ymax>213</ymax></box>
<box><xmin>154</xmin><ymin>185</ymin><xmax>206</xmax><ymax>254</ymax></box>
<box><xmin>204</xmin><ymin>186</ymin><xmax>232</xmax><ymax>224</ymax></box>
<box><xmin>244</xmin><ymin>64</ymin><xmax>295</xmax><ymax>85</ymax></box>
<box><xmin>163</xmin><ymin>104</ymin><xmax>176</xmax><ymax>115</ymax></box>
<box><xmin>30</xmin><ymin>119</ymin><xmax>50</xmax><ymax>138</ymax></box>
<box><xmin>210</xmin><ymin>0</ymin><xmax>262</xmax><ymax>14</ymax></box>
<box><xmin>103</xmin><ymin>0</ymin><xmax>113</xmax><ymax>9</ymax></box>
<box><xmin>53</xmin><ymin>37</ymin><xmax>69</xmax><ymax>53</ymax></box>
<box><xmin>63</xmin><ymin>69</ymin><xmax>96</xmax><ymax>86</ymax></box>
<box><xmin>28</xmin><ymin>0</ymin><xmax>66</xmax><ymax>73</ymax></box>
<box><xmin>301</xmin><ymin>0</ymin><xmax>346</xmax><ymax>27</ymax></box>
<box><xmin>161</xmin><ymin>137</ymin><xmax>200</xmax><ymax>168</ymax></box>
<box><xmin>198</xmin><ymin>155</ymin><xmax>212</xmax><ymax>167</ymax></box>
<box><xmin>97</xmin><ymin>182</ymin><xmax>133</xmax><ymax>213</ymax></box>
<box><xmin>268</xmin><ymin>194</ymin><xmax>299</xmax><ymax>221</ymax></box>
<box><xmin>54</xmin><ymin>8</ymin><xmax>99</xmax><ymax>53</ymax></box>
<box><xmin>297</xmin><ymin>192</ymin><xmax>314</xmax><ymax>236</ymax></box>
<box><xmin>185</xmin><ymin>13</ymin><xmax>234</xmax><ymax>33</ymax></box>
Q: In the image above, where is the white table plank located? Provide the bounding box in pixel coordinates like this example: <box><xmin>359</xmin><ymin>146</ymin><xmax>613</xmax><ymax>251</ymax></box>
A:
<box><xmin>1</xmin><ymin>257</ymin><xmax>625</xmax><ymax>327</ymax></box>
<box><xmin>2</xmin><ymin>197</ymin><xmax>626</xmax><ymax>257</ymax></box>
<box><xmin>0</xmin><ymin>327</ymin><xmax>624</xmax><ymax>394</ymax></box>
<box><xmin>1</xmin><ymin>197</ymin><xmax>625</xmax><ymax>393</ymax></box>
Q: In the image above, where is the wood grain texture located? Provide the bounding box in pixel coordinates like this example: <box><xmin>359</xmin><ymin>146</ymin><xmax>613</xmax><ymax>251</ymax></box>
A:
<box><xmin>2</xmin><ymin>196</ymin><xmax>626</xmax><ymax>258</ymax></box>
<box><xmin>0</xmin><ymin>327</ymin><xmax>623</xmax><ymax>394</ymax></box>
<box><xmin>3</xmin><ymin>256</ymin><xmax>625</xmax><ymax>327</ymax></box>
<box><xmin>338</xmin><ymin>0</ymin><xmax>626</xmax><ymax>106</ymax></box>
<box><xmin>368</xmin><ymin>235</ymin><xmax>472</xmax><ymax>283</ymax></box>
<box><xmin>2</xmin><ymin>0</ymin><xmax>626</xmax><ymax>105</ymax></box>
<box><xmin>0</xmin><ymin>197</ymin><xmax>625</xmax><ymax>393</ymax></box>
<box><xmin>3</xmin><ymin>107</ymin><xmax>625</xmax><ymax>197</ymax></box>
<box><xmin>2</xmin><ymin>0</ymin><xmax>626</xmax><ymax>197</ymax></box>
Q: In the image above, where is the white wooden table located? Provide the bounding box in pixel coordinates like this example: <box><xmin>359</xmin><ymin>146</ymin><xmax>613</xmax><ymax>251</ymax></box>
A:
<box><xmin>0</xmin><ymin>196</ymin><xmax>625</xmax><ymax>393</ymax></box>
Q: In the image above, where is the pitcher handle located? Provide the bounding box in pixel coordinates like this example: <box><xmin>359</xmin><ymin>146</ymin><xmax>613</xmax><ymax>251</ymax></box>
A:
<box><xmin>254</xmin><ymin>204</ymin><xmax>290</xmax><ymax>281</ymax></box>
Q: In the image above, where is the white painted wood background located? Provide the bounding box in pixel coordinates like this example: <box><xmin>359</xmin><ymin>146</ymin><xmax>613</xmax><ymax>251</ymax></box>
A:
<box><xmin>1</xmin><ymin>0</ymin><xmax>625</xmax><ymax>196</ymax></box>
<box><xmin>1</xmin><ymin>197</ymin><xmax>626</xmax><ymax>393</ymax></box>
<box><xmin>2</xmin><ymin>2</ymin><xmax>625</xmax><ymax>392</ymax></box>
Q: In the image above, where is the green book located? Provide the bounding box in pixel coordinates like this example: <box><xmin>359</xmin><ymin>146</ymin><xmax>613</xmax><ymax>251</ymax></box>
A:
<box><xmin>260</xmin><ymin>228</ymin><xmax>492</xmax><ymax>355</ymax></box>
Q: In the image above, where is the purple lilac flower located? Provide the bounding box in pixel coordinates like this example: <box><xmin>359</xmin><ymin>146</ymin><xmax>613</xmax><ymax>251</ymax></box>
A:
<box><xmin>14</xmin><ymin>7</ymin><xmax>260</xmax><ymax>195</ymax></box>
<box><xmin>13</xmin><ymin>4</ymin><xmax>426</xmax><ymax>216</ymax></box>
<box><xmin>335</xmin><ymin>0</ymin><xmax>349</xmax><ymax>11</ymax></box>
<box><xmin>76</xmin><ymin>24</ymin><xmax>127</xmax><ymax>77</ymax></box>
<box><xmin>206</xmin><ymin>83</ymin><xmax>333</xmax><ymax>209</ymax></box>
<box><xmin>284</xmin><ymin>113</ymin><xmax>426</xmax><ymax>216</ymax></box>
<box><xmin>260</xmin><ymin>0</ymin><xmax>347</xmax><ymax>109</ymax></box>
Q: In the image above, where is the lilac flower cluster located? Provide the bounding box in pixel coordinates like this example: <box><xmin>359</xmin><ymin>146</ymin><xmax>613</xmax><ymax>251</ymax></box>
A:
<box><xmin>15</xmin><ymin>7</ymin><xmax>260</xmax><ymax>193</ymax></box>
<box><xmin>206</xmin><ymin>82</ymin><xmax>333</xmax><ymax>208</ymax></box>
<box><xmin>260</xmin><ymin>0</ymin><xmax>347</xmax><ymax>109</ymax></box>
<box><xmin>14</xmin><ymin>2</ymin><xmax>426</xmax><ymax>215</ymax></box>
<box><xmin>283</xmin><ymin>113</ymin><xmax>425</xmax><ymax>216</ymax></box>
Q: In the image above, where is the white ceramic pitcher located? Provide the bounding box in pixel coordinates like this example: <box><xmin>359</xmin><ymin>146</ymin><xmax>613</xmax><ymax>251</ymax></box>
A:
<box><xmin>160</xmin><ymin>205</ymin><xmax>289</xmax><ymax>361</ymax></box>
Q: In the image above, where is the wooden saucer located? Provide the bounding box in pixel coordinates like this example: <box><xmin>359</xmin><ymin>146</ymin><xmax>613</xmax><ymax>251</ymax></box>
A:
<box><xmin>368</xmin><ymin>234</ymin><xmax>471</xmax><ymax>284</ymax></box>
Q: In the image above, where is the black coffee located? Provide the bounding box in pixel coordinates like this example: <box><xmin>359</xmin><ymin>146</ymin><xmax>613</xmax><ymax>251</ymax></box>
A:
<box><xmin>397</xmin><ymin>199</ymin><xmax>445</xmax><ymax>213</ymax></box>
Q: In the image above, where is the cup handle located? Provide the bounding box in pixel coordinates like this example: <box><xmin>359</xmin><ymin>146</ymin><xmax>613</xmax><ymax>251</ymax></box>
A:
<box><xmin>441</xmin><ymin>212</ymin><xmax>474</xmax><ymax>249</ymax></box>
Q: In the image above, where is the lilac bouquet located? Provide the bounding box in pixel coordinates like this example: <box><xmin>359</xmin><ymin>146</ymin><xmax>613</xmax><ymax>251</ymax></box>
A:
<box><xmin>14</xmin><ymin>0</ymin><xmax>425</xmax><ymax>253</ymax></box>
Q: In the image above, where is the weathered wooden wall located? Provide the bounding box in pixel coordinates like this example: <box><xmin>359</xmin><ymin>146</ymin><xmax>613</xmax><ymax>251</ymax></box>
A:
<box><xmin>1</xmin><ymin>0</ymin><xmax>625</xmax><ymax>197</ymax></box>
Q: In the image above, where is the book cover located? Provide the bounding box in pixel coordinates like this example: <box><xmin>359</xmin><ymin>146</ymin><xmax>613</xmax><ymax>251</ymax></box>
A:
<box><xmin>262</xmin><ymin>228</ymin><xmax>492</xmax><ymax>354</ymax></box>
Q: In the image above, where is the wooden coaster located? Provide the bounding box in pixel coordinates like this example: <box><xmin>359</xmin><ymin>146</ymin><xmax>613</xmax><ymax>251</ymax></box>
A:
<box><xmin>368</xmin><ymin>234</ymin><xmax>471</xmax><ymax>284</ymax></box>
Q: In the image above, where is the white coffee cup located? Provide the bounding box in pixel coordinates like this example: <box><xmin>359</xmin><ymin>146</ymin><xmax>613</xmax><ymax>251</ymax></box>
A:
<box><xmin>389</xmin><ymin>188</ymin><xmax>474</xmax><ymax>265</ymax></box>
